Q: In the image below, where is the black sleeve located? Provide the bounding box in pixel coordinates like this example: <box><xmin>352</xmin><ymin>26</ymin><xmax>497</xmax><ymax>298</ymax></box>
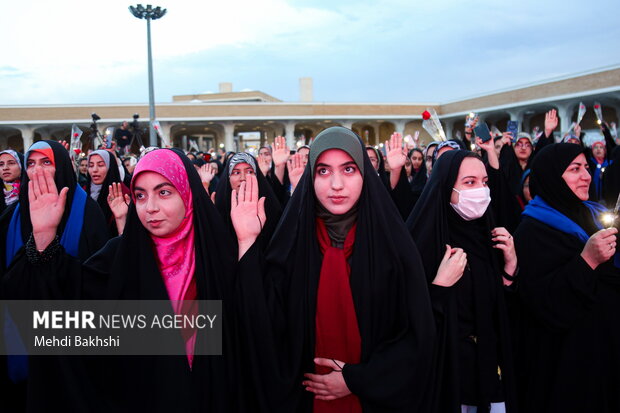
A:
<box><xmin>234</xmin><ymin>243</ymin><xmax>292</xmax><ymax>412</ymax></box>
<box><xmin>532</xmin><ymin>131</ymin><xmax>554</xmax><ymax>158</ymax></box>
<box><xmin>602</xmin><ymin>123</ymin><xmax>617</xmax><ymax>156</ymax></box>
<box><xmin>514</xmin><ymin>218</ymin><xmax>598</xmax><ymax>331</ymax></box>
<box><xmin>2</xmin><ymin>236</ymin><xmax>118</xmax><ymax>301</ymax></box>
<box><xmin>487</xmin><ymin>163</ymin><xmax>522</xmax><ymax>233</ymax></box>
<box><xmin>342</xmin><ymin>244</ymin><xmax>435</xmax><ymax>412</ymax></box>
<box><xmin>78</xmin><ymin>198</ymin><xmax>111</xmax><ymax>262</ymax></box>
<box><xmin>389</xmin><ymin>168</ymin><xmax>418</xmax><ymax>221</ymax></box>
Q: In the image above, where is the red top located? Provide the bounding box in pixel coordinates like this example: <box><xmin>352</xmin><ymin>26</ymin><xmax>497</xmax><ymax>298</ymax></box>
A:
<box><xmin>313</xmin><ymin>218</ymin><xmax>362</xmax><ymax>413</ymax></box>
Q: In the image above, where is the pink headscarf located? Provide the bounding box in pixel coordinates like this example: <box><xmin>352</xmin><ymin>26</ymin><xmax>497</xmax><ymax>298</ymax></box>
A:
<box><xmin>131</xmin><ymin>149</ymin><xmax>197</xmax><ymax>366</ymax></box>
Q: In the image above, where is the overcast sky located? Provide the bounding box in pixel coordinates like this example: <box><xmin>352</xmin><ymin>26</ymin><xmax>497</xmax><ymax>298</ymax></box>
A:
<box><xmin>1</xmin><ymin>0</ymin><xmax>618</xmax><ymax>105</ymax></box>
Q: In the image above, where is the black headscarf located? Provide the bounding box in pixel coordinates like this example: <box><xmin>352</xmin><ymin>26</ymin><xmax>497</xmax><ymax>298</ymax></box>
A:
<box><xmin>253</xmin><ymin>128</ymin><xmax>435</xmax><ymax>412</ymax></box>
<box><xmin>18</xmin><ymin>141</ymin><xmax>81</xmax><ymax>242</ymax></box>
<box><xmin>85</xmin><ymin>150</ymin><xmax>124</xmax><ymax>232</ymax></box>
<box><xmin>406</xmin><ymin>149</ymin><xmax>518</xmax><ymax>412</ymax></box>
<box><xmin>365</xmin><ymin>146</ymin><xmax>389</xmax><ymax>188</ymax></box>
<box><xmin>530</xmin><ymin>143</ymin><xmax>599</xmax><ymax>236</ymax></box>
<box><xmin>408</xmin><ymin>148</ymin><xmax>427</xmax><ymax>195</ymax></box>
<box><xmin>214</xmin><ymin>152</ymin><xmax>282</xmax><ymax>251</ymax></box>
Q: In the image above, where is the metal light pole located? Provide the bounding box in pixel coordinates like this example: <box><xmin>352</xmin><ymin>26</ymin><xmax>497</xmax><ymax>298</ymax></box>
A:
<box><xmin>129</xmin><ymin>4</ymin><xmax>167</xmax><ymax>147</ymax></box>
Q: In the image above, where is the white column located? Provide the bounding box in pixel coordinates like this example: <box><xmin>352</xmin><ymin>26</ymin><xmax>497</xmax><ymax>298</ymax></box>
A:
<box><xmin>221</xmin><ymin>122</ymin><xmax>235</xmax><ymax>152</ymax></box>
<box><xmin>507</xmin><ymin>109</ymin><xmax>525</xmax><ymax>132</ymax></box>
<box><xmin>340</xmin><ymin>120</ymin><xmax>353</xmax><ymax>130</ymax></box>
<box><xmin>284</xmin><ymin>121</ymin><xmax>296</xmax><ymax>148</ymax></box>
<box><xmin>443</xmin><ymin>119</ymin><xmax>455</xmax><ymax>140</ymax></box>
<box><xmin>556</xmin><ymin>103</ymin><xmax>575</xmax><ymax>135</ymax></box>
<box><xmin>15</xmin><ymin>125</ymin><xmax>36</xmax><ymax>151</ymax></box>
<box><xmin>394</xmin><ymin>119</ymin><xmax>407</xmax><ymax>136</ymax></box>
<box><xmin>159</xmin><ymin>121</ymin><xmax>174</xmax><ymax>147</ymax></box>
<box><xmin>181</xmin><ymin>135</ymin><xmax>188</xmax><ymax>151</ymax></box>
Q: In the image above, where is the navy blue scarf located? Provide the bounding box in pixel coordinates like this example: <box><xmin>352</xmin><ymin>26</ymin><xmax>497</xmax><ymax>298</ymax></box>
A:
<box><xmin>4</xmin><ymin>184</ymin><xmax>87</xmax><ymax>383</ymax></box>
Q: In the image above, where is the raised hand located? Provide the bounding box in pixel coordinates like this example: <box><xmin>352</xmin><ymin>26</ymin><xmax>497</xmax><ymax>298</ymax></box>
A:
<box><xmin>271</xmin><ymin>136</ymin><xmax>290</xmax><ymax>167</ymax></box>
<box><xmin>107</xmin><ymin>182</ymin><xmax>130</xmax><ymax>217</ymax></box>
<box><xmin>287</xmin><ymin>153</ymin><xmax>305</xmax><ymax>192</ymax></box>
<box><xmin>29</xmin><ymin>168</ymin><xmax>68</xmax><ymax>250</ymax></box>
<box><xmin>57</xmin><ymin>140</ymin><xmax>70</xmax><ymax>152</ymax></box>
<box><xmin>198</xmin><ymin>164</ymin><xmax>216</xmax><ymax>189</ymax></box>
<box><xmin>544</xmin><ymin>109</ymin><xmax>558</xmax><ymax>137</ymax></box>
<box><xmin>230</xmin><ymin>174</ymin><xmax>266</xmax><ymax>259</ymax></box>
<box><xmin>581</xmin><ymin>227</ymin><xmax>617</xmax><ymax>269</ymax></box>
<box><xmin>433</xmin><ymin>245</ymin><xmax>467</xmax><ymax>287</ymax></box>
<box><xmin>107</xmin><ymin>182</ymin><xmax>130</xmax><ymax>235</ymax></box>
<box><xmin>386</xmin><ymin>132</ymin><xmax>406</xmax><ymax>171</ymax></box>
<box><xmin>501</xmin><ymin>132</ymin><xmax>513</xmax><ymax>146</ymax></box>
<box><xmin>303</xmin><ymin>358</ymin><xmax>351</xmax><ymax>401</ymax></box>
<box><xmin>492</xmin><ymin>227</ymin><xmax>517</xmax><ymax>283</ymax></box>
<box><xmin>257</xmin><ymin>154</ymin><xmax>271</xmax><ymax>177</ymax></box>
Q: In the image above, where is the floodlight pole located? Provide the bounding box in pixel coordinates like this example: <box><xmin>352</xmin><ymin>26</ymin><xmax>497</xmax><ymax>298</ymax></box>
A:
<box><xmin>129</xmin><ymin>4</ymin><xmax>167</xmax><ymax>147</ymax></box>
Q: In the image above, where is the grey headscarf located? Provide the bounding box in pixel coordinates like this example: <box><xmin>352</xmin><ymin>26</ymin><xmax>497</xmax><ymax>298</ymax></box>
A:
<box><xmin>309</xmin><ymin>126</ymin><xmax>365</xmax><ymax>248</ymax></box>
<box><xmin>228</xmin><ymin>152</ymin><xmax>257</xmax><ymax>177</ymax></box>
<box><xmin>309</xmin><ymin>126</ymin><xmax>364</xmax><ymax>177</ymax></box>
<box><xmin>88</xmin><ymin>150</ymin><xmax>111</xmax><ymax>201</ymax></box>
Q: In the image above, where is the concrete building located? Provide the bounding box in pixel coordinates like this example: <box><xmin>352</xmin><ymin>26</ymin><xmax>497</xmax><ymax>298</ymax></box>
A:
<box><xmin>0</xmin><ymin>65</ymin><xmax>619</xmax><ymax>153</ymax></box>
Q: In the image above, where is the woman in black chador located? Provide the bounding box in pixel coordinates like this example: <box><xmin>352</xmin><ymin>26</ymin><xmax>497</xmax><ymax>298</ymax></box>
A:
<box><xmin>2</xmin><ymin>148</ymin><xmax>243</xmax><ymax>412</ymax></box>
<box><xmin>232</xmin><ymin>126</ymin><xmax>436</xmax><ymax>412</ymax></box>
<box><xmin>514</xmin><ymin>143</ymin><xmax>620</xmax><ymax>412</ymax></box>
<box><xmin>407</xmin><ymin>149</ymin><xmax>519</xmax><ymax>413</ymax></box>
<box><xmin>0</xmin><ymin>140</ymin><xmax>109</xmax><ymax>412</ymax></box>
<box><xmin>213</xmin><ymin>151</ymin><xmax>281</xmax><ymax>252</ymax></box>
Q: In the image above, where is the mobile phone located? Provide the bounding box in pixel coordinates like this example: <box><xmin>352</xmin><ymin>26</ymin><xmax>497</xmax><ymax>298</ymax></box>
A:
<box><xmin>507</xmin><ymin>121</ymin><xmax>518</xmax><ymax>143</ymax></box>
<box><xmin>474</xmin><ymin>122</ymin><xmax>492</xmax><ymax>143</ymax></box>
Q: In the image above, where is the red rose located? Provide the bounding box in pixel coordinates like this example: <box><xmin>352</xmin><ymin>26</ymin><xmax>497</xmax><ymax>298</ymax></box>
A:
<box><xmin>422</xmin><ymin>110</ymin><xmax>431</xmax><ymax>120</ymax></box>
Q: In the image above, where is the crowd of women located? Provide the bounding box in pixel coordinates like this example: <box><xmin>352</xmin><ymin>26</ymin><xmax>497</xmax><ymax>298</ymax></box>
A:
<box><xmin>0</xmin><ymin>109</ymin><xmax>619</xmax><ymax>412</ymax></box>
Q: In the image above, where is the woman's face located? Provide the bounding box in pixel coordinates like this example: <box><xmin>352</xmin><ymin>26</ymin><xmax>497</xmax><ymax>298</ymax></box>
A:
<box><xmin>494</xmin><ymin>139</ymin><xmax>503</xmax><ymax>158</ymax></box>
<box><xmin>78</xmin><ymin>159</ymin><xmax>88</xmax><ymax>174</ymax></box>
<box><xmin>425</xmin><ymin>146</ymin><xmax>436</xmax><ymax>174</ymax></box>
<box><xmin>366</xmin><ymin>149</ymin><xmax>379</xmax><ymax>171</ymax></box>
<box><xmin>88</xmin><ymin>155</ymin><xmax>108</xmax><ymax>185</ymax></box>
<box><xmin>450</xmin><ymin>157</ymin><xmax>488</xmax><ymax>204</ymax></box>
<box><xmin>411</xmin><ymin>151</ymin><xmax>423</xmax><ymax>170</ymax></box>
<box><xmin>26</xmin><ymin>151</ymin><xmax>55</xmax><ymax>180</ymax></box>
<box><xmin>314</xmin><ymin>149</ymin><xmax>363</xmax><ymax>215</ymax></box>
<box><xmin>515</xmin><ymin>138</ymin><xmax>533</xmax><ymax>162</ymax></box>
<box><xmin>133</xmin><ymin>171</ymin><xmax>186</xmax><ymax>237</ymax></box>
<box><xmin>297</xmin><ymin>147</ymin><xmax>310</xmax><ymax>167</ymax></box>
<box><xmin>0</xmin><ymin>153</ymin><xmax>21</xmax><ymax>182</ymax></box>
<box><xmin>561</xmin><ymin>153</ymin><xmax>591</xmax><ymax>201</ymax></box>
<box><xmin>592</xmin><ymin>143</ymin><xmax>606</xmax><ymax>160</ymax></box>
<box><xmin>229</xmin><ymin>162</ymin><xmax>256</xmax><ymax>191</ymax></box>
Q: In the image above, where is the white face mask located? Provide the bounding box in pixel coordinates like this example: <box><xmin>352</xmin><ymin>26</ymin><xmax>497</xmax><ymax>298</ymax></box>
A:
<box><xmin>450</xmin><ymin>186</ymin><xmax>491</xmax><ymax>221</ymax></box>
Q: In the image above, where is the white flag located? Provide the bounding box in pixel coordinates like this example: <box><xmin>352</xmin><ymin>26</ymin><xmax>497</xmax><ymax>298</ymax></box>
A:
<box><xmin>70</xmin><ymin>124</ymin><xmax>83</xmax><ymax>160</ymax></box>
<box><xmin>152</xmin><ymin>120</ymin><xmax>170</xmax><ymax>148</ymax></box>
